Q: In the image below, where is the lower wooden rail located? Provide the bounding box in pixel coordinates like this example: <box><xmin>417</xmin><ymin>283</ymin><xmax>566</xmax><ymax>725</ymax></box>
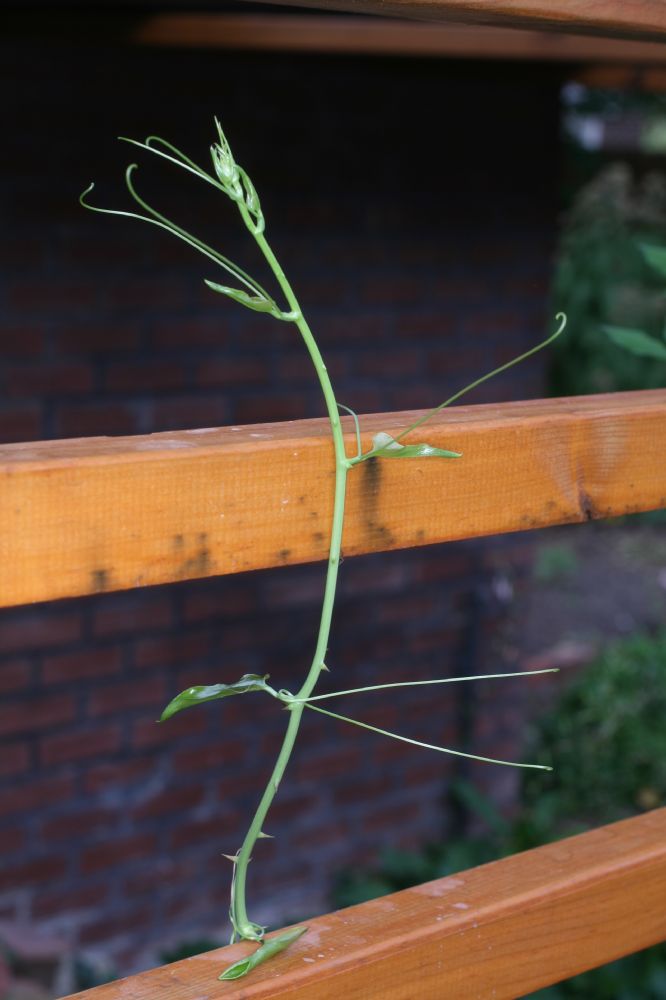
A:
<box><xmin>64</xmin><ymin>808</ymin><xmax>666</xmax><ymax>1000</ymax></box>
<box><xmin>134</xmin><ymin>13</ymin><xmax>666</xmax><ymax>61</ymax></box>
<box><xmin>1</xmin><ymin>390</ymin><xmax>665</xmax><ymax>607</ymax></box>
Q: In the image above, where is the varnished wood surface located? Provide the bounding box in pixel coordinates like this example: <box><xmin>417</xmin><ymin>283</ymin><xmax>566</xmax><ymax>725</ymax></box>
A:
<box><xmin>1</xmin><ymin>390</ymin><xmax>665</xmax><ymax>607</ymax></box>
<box><xmin>239</xmin><ymin>0</ymin><xmax>666</xmax><ymax>42</ymax></box>
<box><xmin>134</xmin><ymin>13</ymin><xmax>666</xmax><ymax>60</ymax></box>
<box><xmin>62</xmin><ymin>808</ymin><xmax>666</xmax><ymax>1000</ymax></box>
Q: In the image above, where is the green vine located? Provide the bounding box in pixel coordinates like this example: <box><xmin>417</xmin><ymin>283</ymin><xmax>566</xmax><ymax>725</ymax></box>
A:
<box><xmin>81</xmin><ymin>120</ymin><xmax>566</xmax><ymax>978</ymax></box>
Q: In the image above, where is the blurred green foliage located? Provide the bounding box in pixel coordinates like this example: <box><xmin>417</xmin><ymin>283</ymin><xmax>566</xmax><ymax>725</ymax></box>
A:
<box><xmin>332</xmin><ymin>631</ymin><xmax>666</xmax><ymax>997</ymax></box>
<box><xmin>550</xmin><ymin>164</ymin><xmax>666</xmax><ymax>396</ymax></box>
<box><xmin>534</xmin><ymin>542</ymin><xmax>580</xmax><ymax>584</ymax></box>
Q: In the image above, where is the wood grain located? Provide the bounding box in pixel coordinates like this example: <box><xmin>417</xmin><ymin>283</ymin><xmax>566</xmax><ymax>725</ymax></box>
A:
<box><xmin>239</xmin><ymin>0</ymin><xmax>666</xmax><ymax>41</ymax></box>
<box><xmin>2</xmin><ymin>390</ymin><xmax>665</xmax><ymax>607</ymax></box>
<box><xmin>134</xmin><ymin>13</ymin><xmax>666</xmax><ymax>60</ymax></box>
<box><xmin>63</xmin><ymin>807</ymin><xmax>666</xmax><ymax>1000</ymax></box>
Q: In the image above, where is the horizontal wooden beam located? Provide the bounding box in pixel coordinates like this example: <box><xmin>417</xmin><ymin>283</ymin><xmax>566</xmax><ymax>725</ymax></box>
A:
<box><xmin>133</xmin><ymin>13</ymin><xmax>666</xmax><ymax>61</ymax></box>
<box><xmin>574</xmin><ymin>63</ymin><xmax>666</xmax><ymax>89</ymax></box>
<box><xmin>239</xmin><ymin>0</ymin><xmax>666</xmax><ymax>42</ymax></box>
<box><xmin>64</xmin><ymin>808</ymin><xmax>666</xmax><ymax>1000</ymax></box>
<box><xmin>1</xmin><ymin>390</ymin><xmax>665</xmax><ymax>608</ymax></box>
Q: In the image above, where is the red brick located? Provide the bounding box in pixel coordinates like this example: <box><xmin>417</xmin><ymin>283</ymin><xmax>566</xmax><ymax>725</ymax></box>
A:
<box><xmin>40</xmin><ymin>723</ymin><xmax>121</xmax><ymax>766</ymax></box>
<box><xmin>81</xmin><ymin>834</ymin><xmax>156</xmax><ymax>874</ymax></box>
<box><xmin>57</xmin><ymin>325</ymin><xmax>140</xmax><ymax>354</ymax></box>
<box><xmin>0</xmin><ymin>659</ymin><xmax>32</xmax><ymax>694</ymax></box>
<box><xmin>319</xmin><ymin>314</ymin><xmax>386</xmax><ymax>344</ymax></box>
<box><xmin>79</xmin><ymin>905</ymin><xmax>152</xmax><ymax>945</ymax></box>
<box><xmin>0</xmin><ymin>406</ymin><xmax>41</xmax><ymax>444</ymax></box>
<box><xmin>32</xmin><ymin>883</ymin><xmax>109</xmax><ymax>919</ymax></box>
<box><xmin>133</xmin><ymin>784</ymin><xmax>204</xmax><ymax>821</ymax></box>
<box><xmin>357</xmin><ymin>349</ymin><xmax>422</xmax><ymax>378</ymax></box>
<box><xmin>0</xmin><ymin>856</ymin><xmax>66</xmax><ymax>893</ymax></box>
<box><xmin>104</xmin><ymin>361</ymin><xmax>185</xmax><ymax>393</ymax></box>
<box><xmin>111</xmin><ymin>278</ymin><xmax>187</xmax><ymax>309</ymax></box>
<box><xmin>0</xmin><ymin>694</ymin><xmax>75</xmax><ymax>738</ymax></box>
<box><xmin>83</xmin><ymin>758</ymin><xmax>154</xmax><ymax>795</ymax></box>
<box><xmin>5</xmin><ymin>363</ymin><xmax>93</xmax><ymax>396</ymax></box>
<box><xmin>157</xmin><ymin>318</ymin><xmax>231</xmax><ymax>349</ymax></box>
<box><xmin>133</xmin><ymin>630</ymin><xmax>210</xmax><ymax>669</ymax></box>
<box><xmin>182</xmin><ymin>585</ymin><xmax>254</xmax><ymax>623</ymax></box>
<box><xmin>0</xmin><ymin>828</ymin><xmax>25</xmax><ymax>854</ymax></box>
<box><xmin>0</xmin><ymin>609</ymin><xmax>81</xmax><ymax>654</ymax></box>
<box><xmin>0</xmin><ymin>327</ymin><xmax>44</xmax><ymax>357</ymax></box>
<box><xmin>123</xmin><ymin>859</ymin><xmax>192</xmax><ymax>896</ymax></box>
<box><xmin>168</xmin><ymin>814</ymin><xmax>239</xmax><ymax>851</ymax></box>
<box><xmin>374</xmin><ymin>594</ymin><xmax>437</xmax><ymax>625</ymax></box>
<box><xmin>172</xmin><ymin>742</ymin><xmax>244</xmax><ymax>774</ymax></box>
<box><xmin>0</xmin><ymin>742</ymin><xmax>30</xmax><ymax>778</ymax></box>
<box><xmin>395</xmin><ymin>314</ymin><xmax>456</xmax><ymax>341</ymax></box>
<box><xmin>297</xmin><ymin>747</ymin><xmax>360</xmax><ymax>782</ymax></box>
<box><xmin>0</xmin><ymin>775</ymin><xmax>75</xmax><ymax>817</ymax></box>
<box><xmin>132</xmin><ymin>711</ymin><xmax>201</xmax><ymax>749</ymax></box>
<box><xmin>411</xmin><ymin>627</ymin><xmax>460</xmax><ymax>655</ymax></box>
<box><xmin>196</xmin><ymin>358</ymin><xmax>270</xmax><ymax>388</ymax></box>
<box><xmin>365</xmin><ymin>801</ymin><xmax>426</xmax><ymax>833</ymax></box>
<box><xmin>425</xmin><ymin>345</ymin><xmax>487</xmax><ymax>377</ymax></box>
<box><xmin>151</xmin><ymin>396</ymin><xmax>228</xmax><ymax>432</ymax></box>
<box><xmin>361</xmin><ymin>276</ymin><xmax>421</xmax><ymax>306</ymax></box>
<box><xmin>92</xmin><ymin>594</ymin><xmax>173</xmax><ymax>637</ymax></box>
<box><xmin>235</xmin><ymin>393</ymin><xmax>309</xmax><ymax>424</ymax></box>
<box><xmin>42</xmin><ymin>646</ymin><xmax>122</xmax><ymax>685</ymax></box>
<box><xmin>54</xmin><ymin>402</ymin><xmax>139</xmax><ymax>438</ymax></box>
<box><xmin>41</xmin><ymin>809</ymin><xmax>114</xmax><ymax>841</ymax></box>
<box><xmin>10</xmin><ymin>281</ymin><xmax>97</xmax><ymax>312</ymax></box>
<box><xmin>89</xmin><ymin>675</ymin><xmax>166</xmax><ymax>718</ymax></box>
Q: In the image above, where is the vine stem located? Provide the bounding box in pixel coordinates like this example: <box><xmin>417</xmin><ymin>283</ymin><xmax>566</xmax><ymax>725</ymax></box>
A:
<box><xmin>230</xmin><ymin>221</ymin><xmax>351</xmax><ymax>941</ymax></box>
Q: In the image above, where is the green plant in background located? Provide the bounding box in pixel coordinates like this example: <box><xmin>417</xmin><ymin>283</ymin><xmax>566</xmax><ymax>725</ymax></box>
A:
<box><xmin>534</xmin><ymin>541</ymin><xmax>580</xmax><ymax>584</ymax></box>
<box><xmin>334</xmin><ymin>631</ymin><xmax>666</xmax><ymax>997</ymax></box>
<box><xmin>604</xmin><ymin>242</ymin><xmax>666</xmax><ymax>362</ymax></box>
<box><xmin>520</xmin><ymin>631</ymin><xmax>666</xmax><ymax>840</ymax></box>
<box><xmin>550</xmin><ymin>164</ymin><xmax>666</xmax><ymax>395</ymax></box>
<box><xmin>82</xmin><ymin>120</ymin><xmax>565</xmax><ymax>978</ymax></box>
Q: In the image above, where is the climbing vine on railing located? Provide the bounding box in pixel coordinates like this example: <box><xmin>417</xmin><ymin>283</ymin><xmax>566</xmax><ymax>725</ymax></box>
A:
<box><xmin>81</xmin><ymin>120</ymin><xmax>566</xmax><ymax>979</ymax></box>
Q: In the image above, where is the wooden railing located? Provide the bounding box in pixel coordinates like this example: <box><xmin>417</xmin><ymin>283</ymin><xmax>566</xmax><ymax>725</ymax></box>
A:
<box><xmin>2</xmin><ymin>390</ymin><xmax>665</xmax><ymax>608</ymax></box>
<box><xmin>61</xmin><ymin>808</ymin><xmax>666</xmax><ymax>999</ymax></box>
<box><xmin>246</xmin><ymin>0</ymin><xmax>666</xmax><ymax>41</ymax></box>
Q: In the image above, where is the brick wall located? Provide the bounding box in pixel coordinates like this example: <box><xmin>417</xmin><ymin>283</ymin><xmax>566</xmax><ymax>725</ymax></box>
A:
<box><xmin>0</xmin><ymin>27</ymin><xmax>561</xmax><ymax>975</ymax></box>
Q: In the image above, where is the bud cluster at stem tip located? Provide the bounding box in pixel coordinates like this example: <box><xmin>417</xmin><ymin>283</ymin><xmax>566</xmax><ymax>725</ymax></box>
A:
<box><xmin>210</xmin><ymin>118</ymin><xmax>264</xmax><ymax>233</ymax></box>
<box><xmin>211</xmin><ymin>118</ymin><xmax>242</xmax><ymax>198</ymax></box>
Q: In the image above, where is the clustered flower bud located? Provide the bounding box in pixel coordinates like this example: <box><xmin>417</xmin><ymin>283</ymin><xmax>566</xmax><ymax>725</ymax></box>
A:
<box><xmin>211</xmin><ymin>117</ymin><xmax>243</xmax><ymax>199</ymax></box>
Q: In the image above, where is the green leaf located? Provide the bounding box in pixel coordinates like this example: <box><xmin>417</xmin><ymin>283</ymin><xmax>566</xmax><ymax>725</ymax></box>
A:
<box><xmin>219</xmin><ymin>927</ymin><xmax>307</xmax><ymax>980</ymax></box>
<box><xmin>161</xmin><ymin>674</ymin><xmax>271</xmax><ymax>721</ymax></box>
<box><xmin>204</xmin><ymin>280</ymin><xmax>277</xmax><ymax>315</ymax></box>
<box><xmin>640</xmin><ymin>243</ymin><xmax>666</xmax><ymax>279</ymax></box>
<box><xmin>371</xmin><ymin>431</ymin><xmax>461</xmax><ymax>459</ymax></box>
<box><xmin>603</xmin><ymin>325</ymin><xmax>666</xmax><ymax>361</ymax></box>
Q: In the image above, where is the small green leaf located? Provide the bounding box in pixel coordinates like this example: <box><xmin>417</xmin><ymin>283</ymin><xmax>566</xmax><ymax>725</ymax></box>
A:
<box><xmin>161</xmin><ymin>674</ymin><xmax>271</xmax><ymax>721</ymax></box>
<box><xmin>372</xmin><ymin>431</ymin><xmax>461</xmax><ymax>459</ymax></box>
<box><xmin>640</xmin><ymin>243</ymin><xmax>666</xmax><ymax>279</ymax></box>
<box><xmin>603</xmin><ymin>325</ymin><xmax>666</xmax><ymax>361</ymax></box>
<box><xmin>219</xmin><ymin>926</ymin><xmax>307</xmax><ymax>980</ymax></box>
<box><xmin>204</xmin><ymin>280</ymin><xmax>277</xmax><ymax>315</ymax></box>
